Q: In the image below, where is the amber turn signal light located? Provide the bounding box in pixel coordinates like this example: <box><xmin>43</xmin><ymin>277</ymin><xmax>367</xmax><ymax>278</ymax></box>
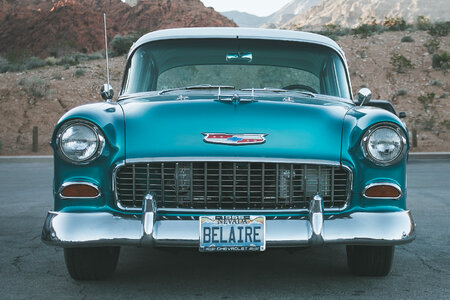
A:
<box><xmin>364</xmin><ymin>184</ymin><xmax>401</xmax><ymax>199</ymax></box>
<box><xmin>60</xmin><ymin>183</ymin><xmax>99</xmax><ymax>198</ymax></box>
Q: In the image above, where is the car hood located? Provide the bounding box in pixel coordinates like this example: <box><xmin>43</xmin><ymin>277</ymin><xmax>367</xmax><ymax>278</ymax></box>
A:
<box><xmin>120</xmin><ymin>97</ymin><xmax>352</xmax><ymax>163</ymax></box>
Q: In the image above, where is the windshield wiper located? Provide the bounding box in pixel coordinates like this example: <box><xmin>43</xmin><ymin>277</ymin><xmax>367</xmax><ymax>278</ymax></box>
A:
<box><xmin>159</xmin><ymin>85</ymin><xmax>235</xmax><ymax>95</ymax></box>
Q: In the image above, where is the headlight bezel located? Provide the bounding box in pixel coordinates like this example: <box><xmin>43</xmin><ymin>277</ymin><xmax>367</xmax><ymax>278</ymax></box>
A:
<box><xmin>55</xmin><ymin>119</ymin><xmax>105</xmax><ymax>164</ymax></box>
<box><xmin>361</xmin><ymin>122</ymin><xmax>407</xmax><ymax>166</ymax></box>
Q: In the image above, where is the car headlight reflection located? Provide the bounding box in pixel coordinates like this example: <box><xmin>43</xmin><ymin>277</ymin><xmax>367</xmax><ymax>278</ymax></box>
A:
<box><xmin>56</xmin><ymin>120</ymin><xmax>105</xmax><ymax>163</ymax></box>
<box><xmin>362</xmin><ymin>123</ymin><xmax>406</xmax><ymax>166</ymax></box>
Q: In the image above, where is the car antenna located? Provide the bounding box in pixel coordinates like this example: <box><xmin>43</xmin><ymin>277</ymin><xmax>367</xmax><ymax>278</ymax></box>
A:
<box><xmin>100</xmin><ymin>12</ymin><xmax>114</xmax><ymax>102</ymax></box>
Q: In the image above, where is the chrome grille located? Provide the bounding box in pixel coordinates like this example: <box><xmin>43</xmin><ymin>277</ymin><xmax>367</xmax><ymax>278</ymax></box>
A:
<box><xmin>115</xmin><ymin>161</ymin><xmax>351</xmax><ymax>211</ymax></box>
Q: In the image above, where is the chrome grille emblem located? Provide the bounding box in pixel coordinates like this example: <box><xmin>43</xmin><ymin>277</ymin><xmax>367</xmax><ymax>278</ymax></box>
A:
<box><xmin>202</xmin><ymin>133</ymin><xmax>267</xmax><ymax>145</ymax></box>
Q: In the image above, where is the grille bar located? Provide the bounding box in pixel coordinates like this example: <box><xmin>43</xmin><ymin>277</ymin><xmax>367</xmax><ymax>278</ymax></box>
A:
<box><xmin>115</xmin><ymin>161</ymin><xmax>351</xmax><ymax>211</ymax></box>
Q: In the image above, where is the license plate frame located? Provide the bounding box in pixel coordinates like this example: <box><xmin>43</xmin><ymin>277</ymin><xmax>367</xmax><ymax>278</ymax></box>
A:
<box><xmin>199</xmin><ymin>215</ymin><xmax>266</xmax><ymax>252</ymax></box>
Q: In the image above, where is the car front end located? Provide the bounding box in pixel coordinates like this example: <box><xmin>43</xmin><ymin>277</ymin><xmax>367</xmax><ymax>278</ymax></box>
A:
<box><xmin>42</xmin><ymin>28</ymin><xmax>415</xmax><ymax>279</ymax></box>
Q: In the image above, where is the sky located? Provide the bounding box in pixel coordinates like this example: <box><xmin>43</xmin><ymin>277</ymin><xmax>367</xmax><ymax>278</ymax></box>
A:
<box><xmin>200</xmin><ymin>0</ymin><xmax>293</xmax><ymax>17</ymax></box>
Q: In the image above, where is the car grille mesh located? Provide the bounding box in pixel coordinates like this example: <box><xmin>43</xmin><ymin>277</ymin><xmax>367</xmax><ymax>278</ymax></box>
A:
<box><xmin>115</xmin><ymin>161</ymin><xmax>350</xmax><ymax>210</ymax></box>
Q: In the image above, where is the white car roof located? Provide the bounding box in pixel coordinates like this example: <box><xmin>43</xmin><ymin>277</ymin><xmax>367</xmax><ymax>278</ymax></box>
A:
<box><xmin>129</xmin><ymin>27</ymin><xmax>346</xmax><ymax>61</ymax></box>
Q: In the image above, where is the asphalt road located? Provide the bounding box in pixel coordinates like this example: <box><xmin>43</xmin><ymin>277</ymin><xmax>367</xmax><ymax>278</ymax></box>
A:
<box><xmin>0</xmin><ymin>158</ymin><xmax>449</xmax><ymax>299</ymax></box>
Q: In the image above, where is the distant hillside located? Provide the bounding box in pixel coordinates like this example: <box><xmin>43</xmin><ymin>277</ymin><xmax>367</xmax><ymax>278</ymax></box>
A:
<box><xmin>0</xmin><ymin>0</ymin><xmax>236</xmax><ymax>57</ymax></box>
<box><xmin>283</xmin><ymin>0</ymin><xmax>450</xmax><ymax>29</ymax></box>
<box><xmin>221</xmin><ymin>0</ymin><xmax>321</xmax><ymax>28</ymax></box>
<box><xmin>221</xmin><ymin>11</ymin><xmax>270</xmax><ymax>28</ymax></box>
<box><xmin>263</xmin><ymin>0</ymin><xmax>322</xmax><ymax>28</ymax></box>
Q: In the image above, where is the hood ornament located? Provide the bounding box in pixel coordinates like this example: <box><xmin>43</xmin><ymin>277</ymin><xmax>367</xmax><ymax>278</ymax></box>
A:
<box><xmin>202</xmin><ymin>133</ymin><xmax>268</xmax><ymax>145</ymax></box>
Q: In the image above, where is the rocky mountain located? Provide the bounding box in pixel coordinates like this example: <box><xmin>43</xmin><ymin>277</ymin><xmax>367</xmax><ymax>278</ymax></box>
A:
<box><xmin>220</xmin><ymin>11</ymin><xmax>270</xmax><ymax>28</ymax></box>
<box><xmin>221</xmin><ymin>0</ymin><xmax>321</xmax><ymax>28</ymax></box>
<box><xmin>0</xmin><ymin>0</ymin><xmax>236</xmax><ymax>57</ymax></box>
<box><xmin>283</xmin><ymin>0</ymin><xmax>450</xmax><ymax>29</ymax></box>
<box><xmin>263</xmin><ymin>0</ymin><xmax>322</xmax><ymax>28</ymax></box>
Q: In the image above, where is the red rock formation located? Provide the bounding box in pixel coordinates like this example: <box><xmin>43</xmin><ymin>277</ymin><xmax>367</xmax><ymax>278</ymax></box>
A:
<box><xmin>0</xmin><ymin>0</ymin><xmax>236</xmax><ymax>57</ymax></box>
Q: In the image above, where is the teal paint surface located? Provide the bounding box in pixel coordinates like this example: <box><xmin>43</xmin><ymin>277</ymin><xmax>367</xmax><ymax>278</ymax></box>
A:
<box><xmin>51</xmin><ymin>94</ymin><xmax>409</xmax><ymax>214</ymax></box>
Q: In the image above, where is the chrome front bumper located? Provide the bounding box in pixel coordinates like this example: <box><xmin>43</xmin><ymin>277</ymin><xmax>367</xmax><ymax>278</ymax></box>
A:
<box><xmin>42</xmin><ymin>194</ymin><xmax>415</xmax><ymax>248</ymax></box>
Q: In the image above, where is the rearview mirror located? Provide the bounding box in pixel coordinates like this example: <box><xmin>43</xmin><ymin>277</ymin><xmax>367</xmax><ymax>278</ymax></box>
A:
<box><xmin>226</xmin><ymin>52</ymin><xmax>252</xmax><ymax>63</ymax></box>
<box><xmin>100</xmin><ymin>83</ymin><xmax>114</xmax><ymax>101</ymax></box>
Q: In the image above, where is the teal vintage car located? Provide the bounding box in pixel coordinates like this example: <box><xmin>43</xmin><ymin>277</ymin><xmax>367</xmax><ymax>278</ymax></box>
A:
<box><xmin>42</xmin><ymin>27</ymin><xmax>415</xmax><ymax>280</ymax></box>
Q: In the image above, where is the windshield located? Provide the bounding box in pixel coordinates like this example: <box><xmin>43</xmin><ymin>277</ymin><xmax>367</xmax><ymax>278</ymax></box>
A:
<box><xmin>121</xmin><ymin>38</ymin><xmax>351</xmax><ymax>99</ymax></box>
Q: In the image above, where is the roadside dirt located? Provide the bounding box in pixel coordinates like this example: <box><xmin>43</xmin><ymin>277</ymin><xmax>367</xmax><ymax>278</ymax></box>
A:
<box><xmin>0</xmin><ymin>30</ymin><xmax>448</xmax><ymax>155</ymax></box>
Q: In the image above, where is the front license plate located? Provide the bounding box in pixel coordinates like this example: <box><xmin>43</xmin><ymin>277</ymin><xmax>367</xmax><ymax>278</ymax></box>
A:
<box><xmin>199</xmin><ymin>216</ymin><xmax>266</xmax><ymax>252</ymax></box>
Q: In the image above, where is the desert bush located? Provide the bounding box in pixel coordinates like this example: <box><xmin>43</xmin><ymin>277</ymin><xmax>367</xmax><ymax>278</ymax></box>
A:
<box><xmin>45</xmin><ymin>56</ymin><xmax>60</xmax><ymax>66</ymax></box>
<box><xmin>440</xmin><ymin>120</ymin><xmax>450</xmax><ymax>130</ymax></box>
<box><xmin>352</xmin><ymin>23</ymin><xmax>383</xmax><ymax>38</ymax></box>
<box><xmin>428</xmin><ymin>21</ymin><xmax>450</xmax><ymax>36</ymax></box>
<box><xmin>18</xmin><ymin>76</ymin><xmax>50</xmax><ymax>99</ymax></box>
<box><xmin>23</xmin><ymin>56</ymin><xmax>46</xmax><ymax>70</ymax></box>
<box><xmin>390</xmin><ymin>54</ymin><xmax>413</xmax><ymax>73</ymax></box>
<box><xmin>417</xmin><ymin>92</ymin><xmax>435</xmax><ymax>109</ymax></box>
<box><xmin>0</xmin><ymin>56</ymin><xmax>9</xmax><ymax>73</ymax></box>
<box><xmin>74</xmin><ymin>68</ymin><xmax>86</xmax><ymax>77</ymax></box>
<box><xmin>395</xmin><ymin>89</ymin><xmax>408</xmax><ymax>96</ymax></box>
<box><xmin>401</xmin><ymin>35</ymin><xmax>414</xmax><ymax>43</ymax></box>
<box><xmin>87</xmin><ymin>52</ymin><xmax>103</xmax><ymax>60</ymax></box>
<box><xmin>383</xmin><ymin>17</ymin><xmax>409</xmax><ymax>31</ymax></box>
<box><xmin>423</xmin><ymin>38</ymin><xmax>440</xmax><ymax>54</ymax></box>
<box><xmin>314</xmin><ymin>24</ymin><xmax>351</xmax><ymax>40</ymax></box>
<box><xmin>51</xmin><ymin>73</ymin><xmax>63</xmax><ymax>80</ymax></box>
<box><xmin>111</xmin><ymin>33</ymin><xmax>141</xmax><ymax>56</ymax></box>
<box><xmin>431</xmin><ymin>51</ymin><xmax>449</xmax><ymax>69</ymax></box>
<box><xmin>430</xmin><ymin>80</ymin><xmax>443</xmax><ymax>87</ymax></box>
<box><xmin>417</xmin><ymin>16</ymin><xmax>432</xmax><ymax>30</ymax></box>
<box><xmin>420</xmin><ymin>115</ymin><xmax>436</xmax><ymax>131</ymax></box>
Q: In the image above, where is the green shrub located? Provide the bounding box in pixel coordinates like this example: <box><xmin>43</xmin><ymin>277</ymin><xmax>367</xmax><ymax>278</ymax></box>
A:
<box><xmin>401</xmin><ymin>35</ymin><xmax>414</xmax><ymax>43</ymax></box>
<box><xmin>423</xmin><ymin>38</ymin><xmax>440</xmax><ymax>54</ymax></box>
<box><xmin>383</xmin><ymin>17</ymin><xmax>409</xmax><ymax>31</ymax></box>
<box><xmin>23</xmin><ymin>56</ymin><xmax>46</xmax><ymax>70</ymax></box>
<box><xmin>431</xmin><ymin>80</ymin><xmax>443</xmax><ymax>87</ymax></box>
<box><xmin>110</xmin><ymin>33</ymin><xmax>141</xmax><ymax>56</ymax></box>
<box><xmin>420</xmin><ymin>115</ymin><xmax>436</xmax><ymax>131</ymax></box>
<box><xmin>87</xmin><ymin>52</ymin><xmax>103</xmax><ymax>60</ymax></box>
<box><xmin>74</xmin><ymin>68</ymin><xmax>86</xmax><ymax>77</ymax></box>
<box><xmin>428</xmin><ymin>22</ymin><xmax>450</xmax><ymax>36</ymax></box>
<box><xmin>432</xmin><ymin>51</ymin><xmax>449</xmax><ymax>69</ymax></box>
<box><xmin>45</xmin><ymin>56</ymin><xmax>60</xmax><ymax>66</ymax></box>
<box><xmin>395</xmin><ymin>89</ymin><xmax>408</xmax><ymax>96</ymax></box>
<box><xmin>0</xmin><ymin>56</ymin><xmax>9</xmax><ymax>73</ymax></box>
<box><xmin>441</xmin><ymin>120</ymin><xmax>450</xmax><ymax>130</ymax></box>
<box><xmin>417</xmin><ymin>16</ymin><xmax>432</xmax><ymax>30</ymax></box>
<box><xmin>314</xmin><ymin>24</ymin><xmax>351</xmax><ymax>40</ymax></box>
<box><xmin>18</xmin><ymin>76</ymin><xmax>50</xmax><ymax>99</ymax></box>
<box><xmin>390</xmin><ymin>54</ymin><xmax>413</xmax><ymax>73</ymax></box>
<box><xmin>417</xmin><ymin>92</ymin><xmax>435</xmax><ymax>109</ymax></box>
<box><xmin>352</xmin><ymin>22</ymin><xmax>384</xmax><ymax>38</ymax></box>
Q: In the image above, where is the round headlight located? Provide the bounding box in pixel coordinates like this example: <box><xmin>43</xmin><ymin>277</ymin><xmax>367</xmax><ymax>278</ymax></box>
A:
<box><xmin>56</xmin><ymin>120</ymin><xmax>104</xmax><ymax>163</ymax></box>
<box><xmin>362</xmin><ymin>124</ymin><xmax>406</xmax><ymax>165</ymax></box>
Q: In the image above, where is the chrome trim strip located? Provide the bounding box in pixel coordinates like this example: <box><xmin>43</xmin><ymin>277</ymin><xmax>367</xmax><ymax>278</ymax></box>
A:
<box><xmin>156</xmin><ymin>207</ymin><xmax>310</xmax><ymax>215</ymax></box>
<box><xmin>42</xmin><ymin>210</ymin><xmax>416</xmax><ymax>248</ymax></box>
<box><xmin>57</xmin><ymin>181</ymin><xmax>101</xmax><ymax>199</ymax></box>
<box><xmin>362</xmin><ymin>182</ymin><xmax>402</xmax><ymax>200</ymax></box>
<box><xmin>124</xmin><ymin>157</ymin><xmax>341</xmax><ymax>165</ymax></box>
